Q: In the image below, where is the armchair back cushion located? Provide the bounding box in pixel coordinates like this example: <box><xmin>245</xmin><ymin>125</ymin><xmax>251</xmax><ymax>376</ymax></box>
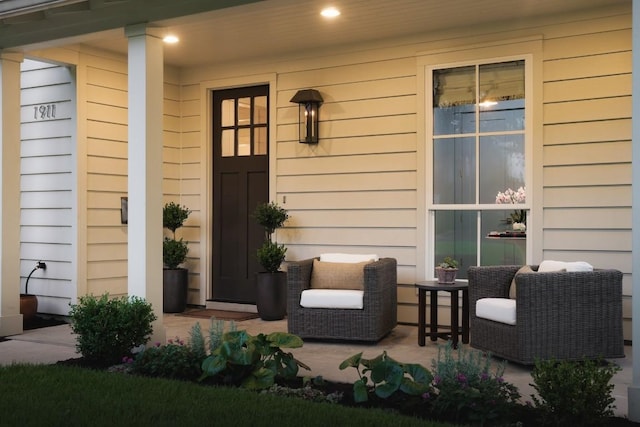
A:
<box><xmin>310</xmin><ymin>259</ymin><xmax>369</xmax><ymax>290</ymax></box>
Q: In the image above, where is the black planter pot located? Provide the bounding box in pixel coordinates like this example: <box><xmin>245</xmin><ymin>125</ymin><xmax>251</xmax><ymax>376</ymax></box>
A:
<box><xmin>163</xmin><ymin>268</ymin><xmax>188</xmax><ymax>313</ymax></box>
<box><xmin>256</xmin><ymin>271</ymin><xmax>287</xmax><ymax>321</ymax></box>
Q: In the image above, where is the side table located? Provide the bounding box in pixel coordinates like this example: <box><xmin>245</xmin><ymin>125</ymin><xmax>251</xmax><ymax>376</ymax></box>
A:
<box><xmin>415</xmin><ymin>280</ymin><xmax>469</xmax><ymax>348</ymax></box>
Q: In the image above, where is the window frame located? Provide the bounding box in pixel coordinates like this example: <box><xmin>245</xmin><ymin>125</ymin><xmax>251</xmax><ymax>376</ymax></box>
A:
<box><xmin>424</xmin><ymin>54</ymin><xmax>534</xmax><ymax>279</ymax></box>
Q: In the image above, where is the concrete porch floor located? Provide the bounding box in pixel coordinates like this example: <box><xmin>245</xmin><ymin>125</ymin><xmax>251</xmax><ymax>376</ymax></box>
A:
<box><xmin>0</xmin><ymin>313</ymin><xmax>634</xmax><ymax>418</ymax></box>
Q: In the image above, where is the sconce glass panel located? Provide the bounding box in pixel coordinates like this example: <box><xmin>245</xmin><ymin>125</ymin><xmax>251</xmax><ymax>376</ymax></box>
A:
<box><xmin>299</xmin><ymin>103</ymin><xmax>319</xmax><ymax>144</ymax></box>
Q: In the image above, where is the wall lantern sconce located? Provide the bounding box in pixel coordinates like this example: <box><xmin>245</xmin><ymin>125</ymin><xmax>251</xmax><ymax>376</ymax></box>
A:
<box><xmin>290</xmin><ymin>89</ymin><xmax>323</xmax><ymax>144</ymax></box>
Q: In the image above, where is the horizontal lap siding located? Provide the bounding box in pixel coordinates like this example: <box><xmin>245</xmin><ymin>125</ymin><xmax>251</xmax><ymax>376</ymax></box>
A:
<box><xmin>175</xmin><ymin>8</ymin><xmax>633</xmax><ymax>327</ymax></box>
<box><xmin>276</xmin><ymin>59</ymin><xmax>418</xmax><ymax>320</ymax></box>
<box><xmin>83</xmin><ymin>53</ymin><xmax>181</xmax><ymax>300</ymax></box>
<box><xmin>20</xmin><ymin>59</ymin><xmax>74</xmax><ymax>315</ymax></box>
<box><xmin>178</xmin><ymin>82</ymin><xmax>201</xmax><ymax>304</ymax></box>
<box><xmin>542</xmin><ymin>18</ymin><xmax>632</xmax><ymax>338</ymax></box>
<box><xmin>85</xmin><ymin>56</ymin><xmax>129</xmax><ymax>297</ymax></box>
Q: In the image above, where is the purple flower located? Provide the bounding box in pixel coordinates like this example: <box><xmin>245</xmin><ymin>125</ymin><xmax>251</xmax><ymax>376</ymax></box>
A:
<box><xmin>155</xmin><ymin>342</ymin><xmax>161</xmax><ymax>347</ymax></box>
<box><xmin>433</xmin><ymin>375</ymin><xmax>441</xmax><ymax>385</ymax></box>
<box><xmin>456</xmin><ymin>373</ymin><xmax>467</xmax><ymax>383</ymax></box>
<box><xmin>480</xmin><ymin>372</ymin><xmax>489</xmax><ymax>381</ymax></box>
<box><xmin>422</xmin><ymin>392</ymin><xmax>430</xmax><ymax>400</ymax></box>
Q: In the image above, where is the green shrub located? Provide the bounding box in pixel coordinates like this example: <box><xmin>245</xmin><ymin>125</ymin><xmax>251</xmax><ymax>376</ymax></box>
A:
<box><xmin>69</xmin><ymin>293</ymin><xmax>156</xmax><ymax>365</ymax></box>
<box><xmin>163</xmin><ymin>201</ymin><xmax>191</xmax><ymax>234</ymax></box>
<box><xmin>130</xmin><ymin>321</ymin><xmax>229</xmax><ymax>381</ymax></box>
<box><xmin>256</xmin><ymin>240</ymin><xmax>287</xmax><ymax>273</ymax></box>
<box><xmin>163</xmin><ymin>237</ymin><xmax>189</xmax><ymax>269</ymax></box>
<box><xmin>131</xmin><ymin>337</ymin><xmax>203</xmax><ymax>381</ymax></box>
<box><xmin>428</xmin><ymin>343</ymin><xmax>521</xmax><ymax>426</ymax></box>
<box><xmin>339</xmin><ymin>351</ymin><xmax>432</xmax><ymax>403</ymax></box>
<box><xmin>200</xmin><ymin>330</ymin><xmax>309</xmax><ymax>389</ymax></box>
<box><xmin>530</xmin><ymin>358</ymin><xmax>620</xmax><ymax>426</ymax></box>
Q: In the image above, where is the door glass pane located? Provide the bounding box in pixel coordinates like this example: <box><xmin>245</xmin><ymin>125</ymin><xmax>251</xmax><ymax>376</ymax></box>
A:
<box><xmin>433</xmin><ymin>66</ymin><xmax>476</xmax><ymax>135</ymax></box>
<box><xmin>478</xmin><ymin>134</ymin><xmax>525</xmax><ymax>204</ymax></box>
<box><xmin>254</xmin><ymin>96</ymin><xmax>267</xmax><ymax>124</ymax></box>
<box><xmin>238</xmin><ymin>128</ymin><xmax>250</xmax><ymax>156</ymax></box>
<box><xmin>433</xmin><ymin>136</ymin><xmax>475</xmax><ymax>204</ymax></box>
<box><xmin>254</xmin><ymin>127</ymin><xmax>267</xmax><ymax>155</ymax></box>
<box><xmin>221</xmin><ymin>129</ymin><xmax>235</xmax><ymax>157</ymax></box>
<box><xmin>238</xmin><ymin>97</ymin><xmax>250</xmax><ymax>125</ymax></box>
<box><xmin>479</xmin><ymin>61</ymin><xmax>525</xmax><ymax>132</ymax></box>
<box><xmin>221</xmin><ymin>99</ymin><xmax>235</xmax><ymax>127</ymax></box>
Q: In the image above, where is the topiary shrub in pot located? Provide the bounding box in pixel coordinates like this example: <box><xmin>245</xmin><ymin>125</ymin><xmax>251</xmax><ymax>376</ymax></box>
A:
<box><xmin>163</xmin><ymin>202</ymin><xmax>191</xmax><ymax>313</ymax></box>
<box><xmin>253</xmin><ymin>201</ymin><xmax>289</xmax><ymax>320</ymax></box>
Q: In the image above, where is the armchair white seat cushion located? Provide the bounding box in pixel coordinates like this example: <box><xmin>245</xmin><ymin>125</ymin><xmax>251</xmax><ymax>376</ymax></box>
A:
<box><xmin>300</xmin><ymin>289</ymin><xmax>364</xmax><ymax>309</ymax></box>
<box><xmin>476</xmin><ymin>298</ymin><xmax>516</xmax><ymax>325</ymax></box>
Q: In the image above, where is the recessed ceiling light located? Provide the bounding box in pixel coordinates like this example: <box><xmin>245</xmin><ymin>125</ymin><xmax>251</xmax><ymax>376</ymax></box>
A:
<box><xmin>321</xmin><ymin>7</ymin><xmax>340</xmax><ymax>18</ymax></box>
<box><xmin>163</xmin><ymin>35</ymin><xmax>179</xmax><ymax>44</ymax></box>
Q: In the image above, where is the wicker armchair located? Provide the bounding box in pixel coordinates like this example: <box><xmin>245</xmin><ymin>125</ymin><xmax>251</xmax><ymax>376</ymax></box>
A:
<box><xmin>468</xmin><ymin>265</ymin><xmax>624</xmax><ymax>365</ymax></box>
<box><xmin>287</xmin><ymin>257</ymin><xmax>397</xmax><ymax>341</ymax></box>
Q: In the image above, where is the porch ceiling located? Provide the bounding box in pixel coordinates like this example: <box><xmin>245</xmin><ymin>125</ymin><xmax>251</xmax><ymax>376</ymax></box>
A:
<box><xmin>0</xmin><ymin>0</ymin><xmax>631</xmax><ymax>68</ymax></box>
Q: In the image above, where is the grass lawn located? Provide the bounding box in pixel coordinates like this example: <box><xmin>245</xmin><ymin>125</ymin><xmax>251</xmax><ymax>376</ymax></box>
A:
<box><xmin>0</xmin><ymin>364</ymin><xmax>452</xmax><ymax>427</ymax></box>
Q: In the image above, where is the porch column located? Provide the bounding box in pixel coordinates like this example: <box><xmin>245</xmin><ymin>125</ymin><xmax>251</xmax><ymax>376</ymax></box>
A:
<box><xmin>629</xmin><ymin>1</ymin><xmax>640</xmax><ymax>422</ymax></box>
<box><xmin>125</xmin><ymin>24</ymin><xmax>165</xmax><ymax>343</ymax></box>
<box><xmin>0</xmin><ymin>52</ymin><xmax>23</xmax><ymax>336</ymax></box>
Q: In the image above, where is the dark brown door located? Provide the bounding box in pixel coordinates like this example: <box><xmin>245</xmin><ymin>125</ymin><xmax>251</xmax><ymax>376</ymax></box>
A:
<box><xmin>212</xmin><ymin>85</ymin><xmax>269</xmax><ymax>303</ymax></box>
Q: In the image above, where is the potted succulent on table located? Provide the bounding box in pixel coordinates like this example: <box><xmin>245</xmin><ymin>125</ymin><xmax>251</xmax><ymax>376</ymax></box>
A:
<box><xmin>163</xmin><ymin>202</ymin><xmax>191</xmax><ymax>313</ymax></box>
<box><xmin>435</xmin><ymin>256</ymin><xmax>459</xmax><ymax>284</ymax></box>
<box><xmin>253</xmin><ymin>201</ymin><xmax>289</xmax><ymax>321</ymax></box>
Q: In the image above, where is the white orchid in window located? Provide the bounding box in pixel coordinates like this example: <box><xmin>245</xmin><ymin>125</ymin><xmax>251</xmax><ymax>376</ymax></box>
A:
<box><xmin>496</xmin><ymin>186</ymin><xmax>526</xmax><ymax>226</ymax></box>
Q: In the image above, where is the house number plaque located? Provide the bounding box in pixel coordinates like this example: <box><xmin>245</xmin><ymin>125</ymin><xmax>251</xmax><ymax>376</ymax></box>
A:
<box><xmin>33</xmin><ymin>104</ymin><xmax>56</xmax><ymax>120</ymax></box>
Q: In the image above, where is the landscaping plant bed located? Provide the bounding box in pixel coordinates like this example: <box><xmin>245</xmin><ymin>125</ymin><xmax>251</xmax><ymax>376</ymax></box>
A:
<box><xmin>55</xmin><ymin>356</ymin><xmax>639</xmax><ymax>427</ymax></box>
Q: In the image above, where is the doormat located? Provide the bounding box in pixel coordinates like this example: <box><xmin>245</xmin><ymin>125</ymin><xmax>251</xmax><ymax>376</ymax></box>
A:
<box><xmin>176</xmin><ymin>309</ymin><xmax>260</xmax><ymax>322</ymax></box>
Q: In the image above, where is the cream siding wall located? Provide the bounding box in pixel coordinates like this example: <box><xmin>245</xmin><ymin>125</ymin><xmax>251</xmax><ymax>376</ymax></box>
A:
<box><xmin>28</xmin><ymin>45</ymin><xmax>188</xmax><ymax>307</ymax></box>
<box><xmin>178</xmin><ymin>82</ymin><xmax>202</xmax><ymax>304</ymax></box>
<box><xmin>179</xmin><ymin>7</ymin><xmax>633</xmax><ymax>332</ymax></box>
<box><xmin>84</xmin><ymin>53</ymin><xmax>129</xmax><ymax>298</ymax></box>
<box><xmin>20</xmin><ymin>59</ymin><xmax>75</xmax><ymax>315</ymax></box>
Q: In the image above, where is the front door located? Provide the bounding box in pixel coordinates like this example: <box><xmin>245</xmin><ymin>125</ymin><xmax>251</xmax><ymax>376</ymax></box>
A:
<box><xmin>212</xmin><ymin>85</ymin><xmax>269</xmax><ymax>303</ymax></box>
